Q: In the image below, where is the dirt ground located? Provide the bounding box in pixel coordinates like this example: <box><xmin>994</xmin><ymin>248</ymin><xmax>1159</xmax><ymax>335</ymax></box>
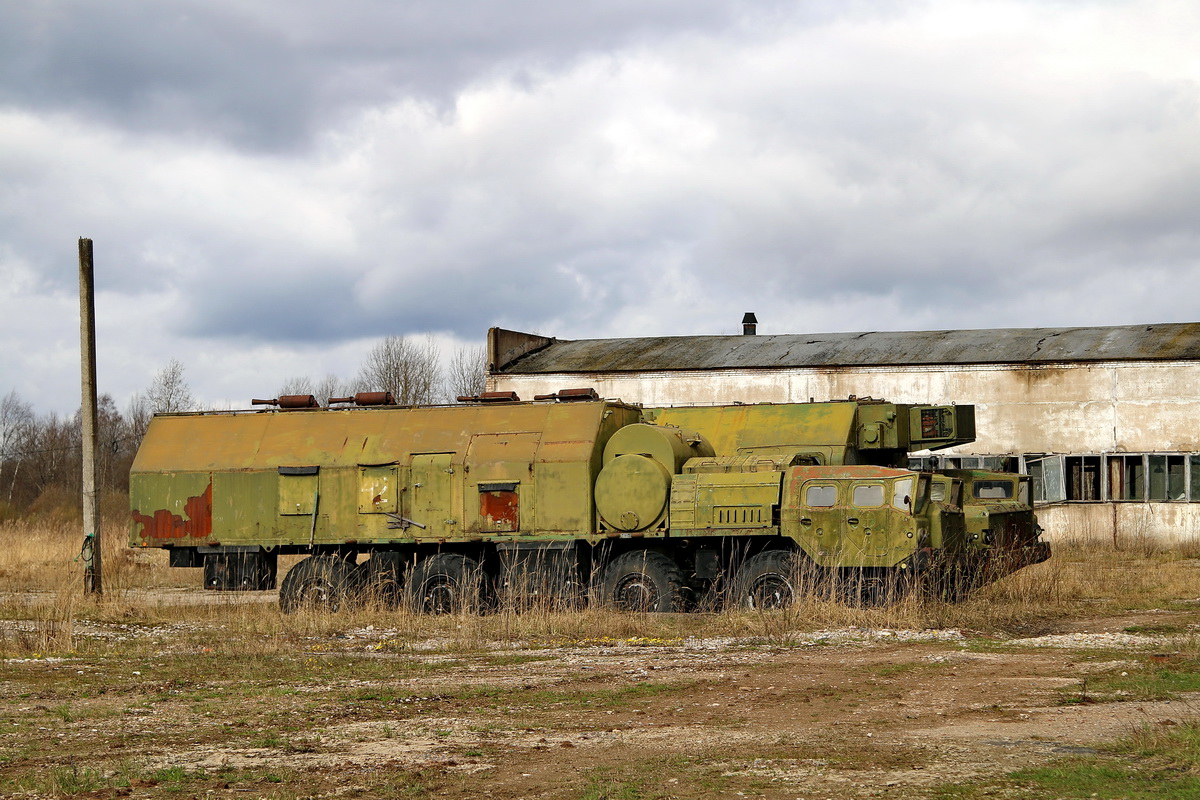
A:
<box><xmin>2</xmin><ymin>603</ymin><xmax>1198</xmax><ymax>799</ymax></box>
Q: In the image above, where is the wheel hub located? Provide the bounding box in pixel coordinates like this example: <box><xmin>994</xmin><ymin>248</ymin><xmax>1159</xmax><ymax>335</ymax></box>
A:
<box><xmin>748</xmin><ymin>574</ymin><xmax>792</xmax><ymax>609</ymax></box>
<box><xmin>613</xmin><ymin>575</ymin><xmax>658</xmax><ymax>611</ymax></box>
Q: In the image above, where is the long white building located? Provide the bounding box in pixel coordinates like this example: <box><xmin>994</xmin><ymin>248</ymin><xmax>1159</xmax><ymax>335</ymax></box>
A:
<box><xmin>487</xmin><ymin>321</ymin><xmax>1200</xmax><ymax>545</ymax></box>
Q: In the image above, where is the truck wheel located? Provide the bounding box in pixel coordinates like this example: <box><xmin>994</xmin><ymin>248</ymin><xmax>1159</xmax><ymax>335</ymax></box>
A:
<box><xmin>927</xmin><ymin>560</ymin><xmax>976</xmax><ymax>603</ymax></box>
<box><xmin>843</xmin><ymin>568</ymin><xmax>909</xmax><ymax>608</ymax></box>
<box><xmin>594</xmin><ymin>551</ymin><xmax>685</xmax><ymax>612</ymax></box>
<box><xmin>731</xmin><ymin>550</ymin><xmax>806</xmax><ymax>609</ymax></box>
<box><xmin>406</xmin><ymin>554</ymin><xmax>484</xmax><ymax>614</ymax></box>
<box><xmin>279</xmin><ymin>555</ymin><xmax>361</xmax><ymax>614</ymax></box>
<box><xmin>357</xmin><ymin>555</ymin><xmax>404</xmax><ymax>609</ymax></box>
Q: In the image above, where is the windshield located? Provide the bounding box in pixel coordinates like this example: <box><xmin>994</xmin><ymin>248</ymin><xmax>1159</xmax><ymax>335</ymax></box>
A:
<box><xmin>891</xmin><ymin>477</ymin><xmax>915</xmax><ymax>512</ymax></box>
<box><xmin>974</xmin><ymin>479</ymin><xmax>1015</xmax><ymax>500</ymax></box>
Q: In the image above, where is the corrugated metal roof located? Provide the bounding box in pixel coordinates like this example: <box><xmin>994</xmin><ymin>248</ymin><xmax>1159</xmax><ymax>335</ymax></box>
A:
<box><xmin>496</xmin><ymin>322</ymin><xmax>1200</xmax><ymax>374</ymax></box>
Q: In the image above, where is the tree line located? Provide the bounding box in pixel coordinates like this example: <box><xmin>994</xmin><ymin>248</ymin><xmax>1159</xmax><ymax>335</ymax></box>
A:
<box><xmin>0</xmin><ymin>337</ymin><xmax>487</xmax><ymax>519</ymax></box>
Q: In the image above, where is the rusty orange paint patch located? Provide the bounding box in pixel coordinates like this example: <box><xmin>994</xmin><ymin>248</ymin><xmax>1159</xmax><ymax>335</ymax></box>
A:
<box><xmin>132</xmin><ymin>483</ymin><xmax>213</xmax><ymax>540</ymax></box>
<box><xmin>480</xmin><ymin>490</ymin><xmax>519</xmax><ymax>532</ymax></box>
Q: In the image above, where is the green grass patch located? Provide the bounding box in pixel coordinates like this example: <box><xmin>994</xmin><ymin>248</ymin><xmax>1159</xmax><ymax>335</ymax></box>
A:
<box><xmin>933</xmin><ymin>720</ymin><xmax>1200</xmax><ymax>799</ymax></box>
<box><xmin>873</xmin><ymin>660</ymin><xmax>944</xmax><ymax>678</ymax></box>
<box><xmin>473</xmin><ymin>653</ymin><xmax>557</xmax><ymax>666</ymax></box>
<box><xmin>1011</xmin><ymin>758</ymin><xmax>1200</xmax><ymax>799</ymax></box>
<box><xmin>1123</xmin><ymin>623</ymin><xmax>1190</xmax><ymax>635</ymax></box>
<box><xmin>1058</xmin><ymin>657</ymin><xmax>1200</xmax><ymax>705</ymax></box>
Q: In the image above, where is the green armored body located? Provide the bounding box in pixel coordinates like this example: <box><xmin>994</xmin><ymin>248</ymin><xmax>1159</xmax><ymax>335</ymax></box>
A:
<box><xmin>129</xmin><ymin>394</ymin><xmax>1046</xmax><ymax>611</ymax></box>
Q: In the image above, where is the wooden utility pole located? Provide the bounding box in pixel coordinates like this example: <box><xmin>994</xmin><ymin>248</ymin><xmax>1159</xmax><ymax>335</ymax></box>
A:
<box><xmin>79</xmin><ymin>237</ymin><xmax>102</xmax><ymax>595</ymax></box>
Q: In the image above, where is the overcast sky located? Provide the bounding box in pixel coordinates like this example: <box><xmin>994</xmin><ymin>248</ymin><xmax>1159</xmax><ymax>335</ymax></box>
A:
<box><xmin>3</xmin><ymin>0</ymin><xmax>1199</xmax><ymax>414</ymax></box>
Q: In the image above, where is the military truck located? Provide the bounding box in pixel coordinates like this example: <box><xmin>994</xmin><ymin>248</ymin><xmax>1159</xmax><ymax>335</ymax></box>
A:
<box><xmin>129</xmin><ymin>393</ymin><xmax>1045</xmax><ymax>612</ymax></box>
<box><xmin>649</xmin><ymin>399</ymin><xmax>1049</xmax><ymax>598</ymax></box>
<box><xmin>933</xmin><ymin>469</ymin><xmax>1048</xmax><ymax>595</ymax></box>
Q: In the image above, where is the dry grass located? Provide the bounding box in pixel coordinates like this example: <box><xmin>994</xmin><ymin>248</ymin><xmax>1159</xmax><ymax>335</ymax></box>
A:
<box><xmin>2</xmin><ymin>517</ymin><xmax>1200</xmax><ymax>659</ymax></box>
<box><xmin>0</xmin><ymin>515</ymin><xmax>179</xmax><ymax>594</ymax></box>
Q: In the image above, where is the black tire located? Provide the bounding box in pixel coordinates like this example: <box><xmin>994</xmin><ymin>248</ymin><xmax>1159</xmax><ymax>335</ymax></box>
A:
<box><xmin>841</xmin><ymin>568</ymin><xmax>910</xmax><ymax>608</ymax></box>
<box><xmin>594</xmin><ymin>550</ymin><xmax>685</xmax><ymax>612</ymax></box>
<box><xmin>357</xmin><ymin>555</ymin><xmax>405</xmax><ymax>609</ymax></box>
<box><xmin>730</xmin><ymin>550</ymin><xmax>809</xmax><ymax>610</ymax></box>
<box><xmin>279</xmin><ymin>555</ymin><xmax>361</xmax><ymax>614</ymax></box>
<box><xmin>405</xmin><ymin>553</ymin><xmax>485</xmax><ymax>614</ymax></box>
<box><xmin>927</xmin><ymin>559</ymin><xmax>977</xmax><ymax>603</ymax></box>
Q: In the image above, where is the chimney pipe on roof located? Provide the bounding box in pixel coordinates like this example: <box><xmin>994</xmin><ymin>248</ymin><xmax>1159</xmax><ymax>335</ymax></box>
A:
<box><xmin>742</xmin><ymin>312</ymin><xmax>758</xmax><ymax>336</ymax></box>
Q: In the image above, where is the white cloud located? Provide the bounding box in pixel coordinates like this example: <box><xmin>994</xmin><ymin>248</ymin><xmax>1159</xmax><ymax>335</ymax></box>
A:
<box><xmin>3</xmin><ymin>1</ymin><xmax>1200</xmax><ymax>413</ymax></box>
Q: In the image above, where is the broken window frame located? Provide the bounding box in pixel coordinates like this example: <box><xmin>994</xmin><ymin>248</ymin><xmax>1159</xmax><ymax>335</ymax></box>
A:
<box><xmin>1023</xmin><ymin>454</ymin><xmax>1066</xmax><ymax>504</ymax></box>
<box><xmin>1107</xmin><ymin>454</ymin><xmax>1145</xmax><ymax>502</ymax></box>
<box><xmin>916</xmin><ymin>452</ymin><xmax>1200</xmax><ymax>504</ymax></box>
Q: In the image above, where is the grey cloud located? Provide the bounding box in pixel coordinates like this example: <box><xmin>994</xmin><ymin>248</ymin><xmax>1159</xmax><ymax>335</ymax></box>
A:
<box><xmin>4</xmin><ymin>0</ymin><xmax>1200</xmax><ymax>415</ymax></box>
<box><xmin>0</xmin><ymin>0</ymin><xmax>796</xmax><ymax>151</ymax></box>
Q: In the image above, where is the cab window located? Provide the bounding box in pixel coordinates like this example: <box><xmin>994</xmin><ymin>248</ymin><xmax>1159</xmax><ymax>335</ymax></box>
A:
<box><xmin>805</xmin><ymin>484</ymin><xmax>838</xmax><ymax>507</ymax></box>
<box><xmin>891</xmin><ymin>477</ymin><xmax>915</xmax><ymax>511</ymax></box>
<box><xmin>930</xmin><ymin>481</ymin><xmax>946</xmax><ymax>502</ymax></box>
<box><xmin>974</xmin><ymin>480</ymin><xmax>1014</xmax><ymax>500</ymax></box>
<box><xmin>915</xmin><ymin>475</ymin><xmax>930</xmax><ymax>512</ymax></box>
<box><xmin>852</xmin><ymin>484</ymin><xmax>885</xmax><ymax>507</ymax></box>
<box><xmin>1017</xmin><ymin>479</ymin><xmax>1030</xmax><ymax>506</ymax></box>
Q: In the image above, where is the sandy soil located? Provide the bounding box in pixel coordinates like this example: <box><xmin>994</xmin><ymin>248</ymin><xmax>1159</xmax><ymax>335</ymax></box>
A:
<box><xmin>2</xmin><ymin>606</ymin><xmax>1198</xmax><ymax>799</ymax></box>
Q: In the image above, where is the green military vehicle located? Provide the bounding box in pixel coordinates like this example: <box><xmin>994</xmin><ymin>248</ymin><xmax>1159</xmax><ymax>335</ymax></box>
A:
<box><xmin>129</xmin><ymin>393</ymin><xmax>1046</xmax><ymax>611</ymax></box>
<box><xmin>936</xmin><ymin>469</ymin><xmax>1048</xmax><ymax>594</ymax></box>
<box><xmin>650</xmin><ymin>399</ymin><xmax>1049</xmax><ymax>600</ymax></box>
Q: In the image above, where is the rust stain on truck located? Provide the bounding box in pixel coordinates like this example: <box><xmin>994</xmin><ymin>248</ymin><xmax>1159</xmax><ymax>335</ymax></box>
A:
<box><xmin>132</xmin><ymin>482</ymin><xmax>213</xmax><ymax>541</ymax></box>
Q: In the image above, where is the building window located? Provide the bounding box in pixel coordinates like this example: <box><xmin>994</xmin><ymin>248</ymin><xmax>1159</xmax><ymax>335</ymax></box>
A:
<box><xmin>917</xmin><ymin>452</ymin><xmax>1200</xmax><ymax>504</ymax></box>
<box><xmin>1107</xmin><ymin>455</ymin><xmax>1145</xmax><ymax>501</ymax></box>
<box><xmin>1067</xmin><ymin>456</ymin><xmax>1102</xmax><ymax>501</ymax></box>
<box><xmin>1024</xmin><ymin>455</ymin><xmax>1068</xmax><ymax>503</ymax></box>
<box><xmin>1147</xmin><ymin>455</ymin><xmax>1186</xmax><ymax>501</ymax></box>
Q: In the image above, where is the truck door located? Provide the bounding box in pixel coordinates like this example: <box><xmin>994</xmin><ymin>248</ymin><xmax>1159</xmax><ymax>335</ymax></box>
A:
<box><xmin>848</xmin><ymin>481</ymin><xmax>889</xmax><ymax>564</ymax></box>
<box><xmin>797</xmin><ymin>480</ymin><xmax>844</xmax><ymax>565</ymax></box>
<box><xmin>410</xmin><ymin>454</ymin><xmax>456</xmax><ymax>538</ymax></box>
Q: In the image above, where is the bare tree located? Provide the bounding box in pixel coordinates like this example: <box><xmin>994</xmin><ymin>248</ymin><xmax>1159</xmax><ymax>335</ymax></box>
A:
<box><xmin>146</xmin><ymin>359</ymin><xmax>195</xmax><ymax>413</ymax></box>
<box><xmin>125</xmin><ymin>392</ymin><xmax>151</xmax><ymax>443</ymax></box>
<box><xmin>278</xmin><ymin>376</ymin><xmax>314</xmax><ymax>397</ymax></box>
<box><xmin>25</xmin><ymin>411</ymin><xmax>80</xmax><ymax>500</ymax></box>
<box><xmin>314</xmin><ymin>374</ymin><xmax>353</xmax><ymax>405</ymax></box>
<box><xmin>1</xmin><ymin>390</ymin><xmax>34</xmax><ymax>505</ymax></box>
<box><xmin>445</xmin><ymin>345</ymin><xmax>488</xmax><ymax>401</ymax></box>
<box><xmin>278</xmin><ymin>374</ymin><xmax>354</xmax><ymax>406</ymax></box>
<box><xmin>357</xmin><ymin>336</ymin><xmax>442</xmax><ymax>406</ymax></box>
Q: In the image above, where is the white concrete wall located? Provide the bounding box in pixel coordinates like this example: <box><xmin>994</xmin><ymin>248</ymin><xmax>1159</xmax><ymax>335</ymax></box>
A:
<box><xmin>492</xmin><ymin>360</ymin><xmax>1200</xmax><ymax>455</ymax></box>
<box><xmin>1037</xmin><ymin>502</ymin><xmax>1200</xmax><ymax>548</ymax></box>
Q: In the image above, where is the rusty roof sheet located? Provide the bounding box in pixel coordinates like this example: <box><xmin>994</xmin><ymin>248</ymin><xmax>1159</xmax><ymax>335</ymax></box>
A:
<box><xmin>497</xmin><ymin>322</ymin><xmax>1200</xmax><ymax>374</ymax></box>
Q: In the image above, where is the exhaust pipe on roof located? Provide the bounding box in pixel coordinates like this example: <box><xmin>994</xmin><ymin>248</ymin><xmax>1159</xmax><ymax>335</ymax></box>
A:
<box><xmin>251</xmin><ymin>395</ymin><xmax>319</xmax><ymax>409</ymax></box>
<box><xmin>742</xmin><ymin>312</ymin><xmax>758</xmax><ymax>336</ymax></box>
<box><xmin>328</xmin><ymin>392</ymin><xmax>396</xmax><ymax>407</ymax></box>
